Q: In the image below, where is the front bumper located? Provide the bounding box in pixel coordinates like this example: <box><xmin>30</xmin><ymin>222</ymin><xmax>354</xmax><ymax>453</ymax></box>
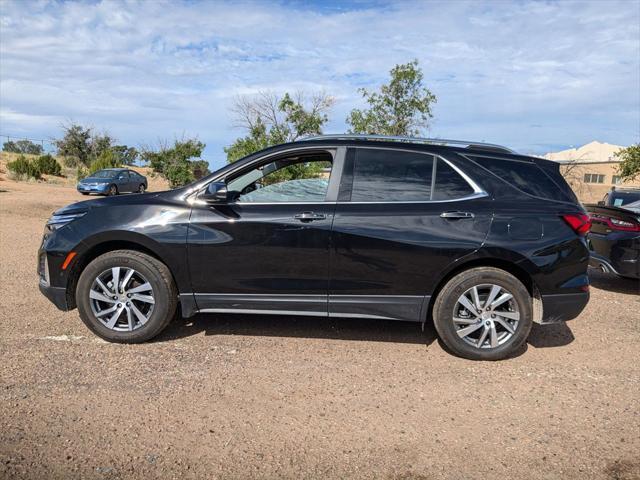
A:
<box><xmin>540</xmin><ymin>292</ymin><xmax>589</xmax><ymax>324</ymax></box>
<box><xmin>77</xmin><ymin>183</ymin><xmax>109</xmax><ymax>194</ymax></box>
<box><xmin>39</xmin><ymin>280</ymin><xmax>70</xmax><ymax>311</ymax></box>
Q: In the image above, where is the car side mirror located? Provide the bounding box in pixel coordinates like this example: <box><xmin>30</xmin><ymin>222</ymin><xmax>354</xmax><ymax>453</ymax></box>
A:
<box><xmin>597</xmin><ymin>201</ymin><xmax>605</xmax><ymax>206</ymax></box>
<box><xmin>201</xmin><ymin>182</ymin><xmax>229</xmax><ymax>203</ymax></box>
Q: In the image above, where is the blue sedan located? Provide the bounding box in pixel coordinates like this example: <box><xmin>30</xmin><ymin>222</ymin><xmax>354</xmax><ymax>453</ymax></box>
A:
<box><xmin>77</xmin><ymin>168</ymin><xmax>148</xmax><ymax>196</ymax></box>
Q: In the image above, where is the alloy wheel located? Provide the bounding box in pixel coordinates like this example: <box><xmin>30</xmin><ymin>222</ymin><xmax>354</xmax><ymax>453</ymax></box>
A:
<box><xmin>89</xmin><ymin>267</ymin><xmax>155</xmax><ymax>331</ymax></box>
<box><xmin>452</xmin><ymin>283</ymin><xmax>520</xmax><ymax>349</ymax></box>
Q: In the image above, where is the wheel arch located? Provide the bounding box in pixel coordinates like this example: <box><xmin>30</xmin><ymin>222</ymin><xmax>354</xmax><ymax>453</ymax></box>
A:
<box><xmin>425</xmin><ymin>256</ymin><xmax>541</xmax><ymax>324</ymax></box>
<box><xmin>65</xmin><ymin>235</ymin><xmax>180</xmax><ymax>310</ymax></box>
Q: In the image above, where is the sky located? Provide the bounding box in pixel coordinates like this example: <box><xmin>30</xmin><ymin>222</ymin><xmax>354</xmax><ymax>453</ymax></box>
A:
<box><xmin>0</xmin><ymin>0</ymin><xmax>639</xmax><ymax>169</ymax></box>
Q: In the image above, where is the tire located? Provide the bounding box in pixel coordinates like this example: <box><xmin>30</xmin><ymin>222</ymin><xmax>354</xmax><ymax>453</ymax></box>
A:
<box><xmin>432</xmin><ymin>267</ymin><xmax>532</xmax><ymax>361</ymax></box>
<box><xmin>76</xmin><ymin>250</ymin><xmax>177</xmax><ymax>343</ymax></box>
<box><xmin>81</xmin><ymin>192</ymin><xmax>90</xmax><ymax>196</ymax></box>
<box><xmin>107</xmin><ymin>184</ymin><xmax>118</xmax><ymax>196</ymax></box>
<box><xmin>138</xmin><ymin>184</ymin><xmax>146</xmax><ymax>193</ymax></box>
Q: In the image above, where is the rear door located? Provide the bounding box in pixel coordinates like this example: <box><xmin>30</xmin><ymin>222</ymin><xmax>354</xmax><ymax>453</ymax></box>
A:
<box><xmin>328</xmin><ymin>147</ymin><xmax>493</xmax><ymax>322</ymax></box>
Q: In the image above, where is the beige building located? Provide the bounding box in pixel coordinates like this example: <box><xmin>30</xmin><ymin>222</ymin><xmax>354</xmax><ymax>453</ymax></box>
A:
<box><xmin>543</xmin><ymin>141</ymin><xmax>639</xmax><ymax>203</ymax></box>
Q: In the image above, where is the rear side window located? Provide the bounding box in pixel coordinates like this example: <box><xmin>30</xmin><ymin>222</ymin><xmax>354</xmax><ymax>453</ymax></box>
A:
<box><xmin>351</xmin><ymin>149</ymin><xmax>434</xmax><ymax>201</ymax></box>
<box><xmin>432</xmin><ymin>160</ymin><xmax>475</xmax><ymax>200</ymax></box>
<box><xmin>350</xmin><ymin>148</ymin><xmax>475</xmax><ymax>202</ymax></box>
<box><xmin>468</xmin><ymin>156</ymin><xmax>574</xmax><ymax>202</ymax></box>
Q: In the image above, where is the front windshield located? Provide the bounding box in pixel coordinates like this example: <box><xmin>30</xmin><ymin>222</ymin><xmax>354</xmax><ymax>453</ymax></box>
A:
<box><xmin>91</xmin><ymin>170</ymin><xmax>118</xmax><ymax>179</ymax></box>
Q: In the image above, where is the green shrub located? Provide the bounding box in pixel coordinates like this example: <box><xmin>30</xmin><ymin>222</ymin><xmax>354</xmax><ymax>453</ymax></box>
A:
<box><xmin>7</xmin><ymin>154</ymin><xmax>41</xmax><ymax>180</ymax></box>
<box><xmin>34</xmin><ymin>154</ymin><xmax>62</xmax><ymax>176</ymax></box>
<box><xmin>88</xmin><ymin>149</ymin><xmax>121</xmax><ymax>175</ymax></box>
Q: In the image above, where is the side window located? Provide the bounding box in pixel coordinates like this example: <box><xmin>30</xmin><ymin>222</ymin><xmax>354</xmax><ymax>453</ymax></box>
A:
<box><xmin>432</xmin><ymin>161</ymin><xmax>475</xmax><ymax>200</ymax></box>
<box><xmin>349</xmin><ymin>148</ymin><xmax>475</xmax><ymax>202</ymax></box>
<box><xmin>351</xmin><ymin>149</ymin><xmax>434</xmax><ymax>202</ymax></box>
<box><xmin>228</xmin><ymin>152</ymin><xmax>333</xmax><ymax>203</ymax></box>
<box><xmin>118</xmin><ymin>171</ymin><xmax>129</xmax><ymax>180</ymax></box>
<box><xmin>469</xmin><ymin>155</ymin><xmax>572</xmax><ymax>202</ymax></box>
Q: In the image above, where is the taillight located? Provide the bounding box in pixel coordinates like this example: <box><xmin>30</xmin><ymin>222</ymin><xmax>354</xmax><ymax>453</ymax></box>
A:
<box><xmin>562</xmin><ymin>213</ymin><xmax>591</xmax><ymax>236</ymax></box>
<box><xmin>589</xmin><ymin>214</ymin><xmax>640</xmax><ymax>232</ymax></box>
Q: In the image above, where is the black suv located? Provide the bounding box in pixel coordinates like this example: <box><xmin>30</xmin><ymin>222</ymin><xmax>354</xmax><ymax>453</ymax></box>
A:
<box><xmin>38</xmin><ymin>135</ymin><xmax>590</xmax><ymax>360</ymax></box>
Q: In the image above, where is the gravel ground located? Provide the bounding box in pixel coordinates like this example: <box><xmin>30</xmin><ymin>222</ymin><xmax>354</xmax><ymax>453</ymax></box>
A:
<box><xmin>1</xmin><ymin>180</ymin><xmax>639</xmax><ymax>480</ymax></box>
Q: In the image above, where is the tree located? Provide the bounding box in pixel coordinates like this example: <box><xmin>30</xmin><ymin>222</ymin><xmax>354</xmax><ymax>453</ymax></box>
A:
<box><xmin>141</xmin><ymin>138</ymin><xmax>206</xmax><ymax>188</ymax></box>
<box><xmin>111</xmin><ymin>145</ymin><xmax>139</xmax><ymax>165</ymax></box>
<box><xmin>89</xmin><ymin>149</ymin><xmax>121</xmax><ymax>175</ymax></box>
<box><xmin>55</xmin><ymin>124</ymin><xmax>92</xmax><ymax>167</ymax></box>
<box><xmin>346</xmin><ymin>59</ymin><xmax>437</xmax><ymax>137</ymax></box>
<box><xmin>54</xmin><ymin>123</ymin><xmax>117</xmax><ymax>168</ymax></box>
<box><xmin>615</xmin><ymin>144</ymin><xmax>640</xmax><ymax>182</ymax></box>
<box><xmin>90</xmin><ymin>132</ymin><xmax>115</xmax><ymax>161</ymax></box>
<box><xmin>3</xmin><ymin>139</ymin><xmax>44</xmax><ymax>155</ymax></box>
<box><xmin>224</xmin><ymin>91</ymin><xmax>335</xmax><ymax>163</ymax></box>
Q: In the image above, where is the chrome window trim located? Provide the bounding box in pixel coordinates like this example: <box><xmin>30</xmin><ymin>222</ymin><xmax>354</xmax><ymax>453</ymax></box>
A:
<box><xmin>186</xmin><ymin>144</ymin><xmax>488</xmax><ymax>205</ymax></box>
<box><xmin>336</xmin><ymin>191</ymin><xmax>488</xmax><ymax>204</ymax></box>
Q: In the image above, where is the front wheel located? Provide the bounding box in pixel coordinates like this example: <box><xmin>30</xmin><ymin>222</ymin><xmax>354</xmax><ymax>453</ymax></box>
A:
<box><xmin>107</xmin><ymin>184</ymin><xmax>118</xmax><ymax>196</ymax></box>
<box><xmin>76</xmin><ymin>250</ymin><xmax>177</xmax><ymax>343</ymax></box>
<box><xmin>432</xmin><ymin>267</ymin><xmax>533</xmax><ymax>360</ymax></box>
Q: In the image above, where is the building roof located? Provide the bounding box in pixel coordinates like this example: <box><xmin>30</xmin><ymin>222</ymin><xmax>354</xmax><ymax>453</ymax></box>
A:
<box><xmin>544</xmin><ymin>141</ymin><xmax>625</xmax><ymax>164</ymax></box>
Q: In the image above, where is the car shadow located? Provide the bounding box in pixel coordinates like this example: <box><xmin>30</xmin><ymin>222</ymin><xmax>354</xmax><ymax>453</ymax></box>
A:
<box><xmin>527</xmin><ymin>322</ymin><xmax>575</xmax><ymax>348</ymax></box>
<box><xmin>157</xmin><ymin>313</ymin><xmax>438</xmax><ymax>346</ymax></box>
<box><xmin>588</xmin><ymin>269</ymin><xmax>640</xmax><ymax>295</ymax></box>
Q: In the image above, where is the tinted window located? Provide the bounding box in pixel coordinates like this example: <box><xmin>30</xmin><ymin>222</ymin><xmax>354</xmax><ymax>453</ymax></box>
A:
<box><xmin>352</xmin><ymin>149</ymin><xmax>434</xmax><ymax>201</ymax></box>
<box><xmin>469</xmin><ymin>156</ymin><xmax>573</xmax><ymax>202</ymax></box>
<box><xmin>432</xmin><ymin>161</ymin><xmax>474</xmax><ymax>200</ymax></box>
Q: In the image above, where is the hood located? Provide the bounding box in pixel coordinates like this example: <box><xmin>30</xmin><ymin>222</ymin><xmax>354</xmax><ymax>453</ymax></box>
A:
<box><xmin>52</xmin><ymin>192</ymin><xmax>163</xmax><ymax>216</ymax></box>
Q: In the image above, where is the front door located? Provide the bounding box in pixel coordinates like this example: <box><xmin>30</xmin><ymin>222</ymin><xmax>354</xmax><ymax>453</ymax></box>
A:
<box><xmin>187</xmin><ymin>148</ymin><xmax>339</xmax><ymax>316</ymax></box>
<box><xmin>329</xmin><ymin>147</ymin><xmax>493</xmax><ymax>322</ymax></box>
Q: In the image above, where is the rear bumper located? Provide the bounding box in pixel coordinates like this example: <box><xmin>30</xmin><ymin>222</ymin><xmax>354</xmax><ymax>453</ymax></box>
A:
<box><xmin>39</xmin><ymin>280</ymin><xmax>71</xmax><ymax>311</ymax></box>
<box><xmin>589</xmin><ymin>252</ymin><xmax>640</xmax><ymax>279</ymax></box>
<box><xmin>540</xmin><ymin>292</ymin><xmax>589</xmax><ymax>324</ymax></box>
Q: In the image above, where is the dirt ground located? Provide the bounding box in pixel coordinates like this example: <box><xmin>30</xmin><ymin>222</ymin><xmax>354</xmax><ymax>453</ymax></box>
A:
<box><xmin>1</xmin><ymin>178</ymin><xmax>639</xmax><ymax>480</ymax></box>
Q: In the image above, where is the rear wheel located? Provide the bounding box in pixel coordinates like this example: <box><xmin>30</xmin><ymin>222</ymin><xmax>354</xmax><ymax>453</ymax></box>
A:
<box><xmin>76</xmin><ymin>250</ymin><xmax>177</xmax><ymax>343</ymax></box>
<box><xmin>432</xmin><ymin>267</ymin><xmax>532</xmax><ymax>360</ymax></box>
<box><xmin>107</xmin><ymin>184</ymin><xmax>118</xmax><ymax>196</ymax></box>
<box><xmin>138</xmin><ymin>184</ymin><xmax>146</xmax><ymax>193</ymax></box>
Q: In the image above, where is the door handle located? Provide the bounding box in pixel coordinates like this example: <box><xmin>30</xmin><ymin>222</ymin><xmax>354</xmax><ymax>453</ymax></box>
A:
<box><xmin>440</xmin><ymin>211</ymin><xmax>475</xmax><ymax>219</ymax></box>
<box><xmin>294</xmin><ymin>212</ymin><xmax>327</xmax><ymax>222</ymax></box>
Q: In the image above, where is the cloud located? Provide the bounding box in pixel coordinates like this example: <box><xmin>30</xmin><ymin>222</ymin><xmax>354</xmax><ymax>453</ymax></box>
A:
<box><xmin>0</xmin><ymin>0</ymin><xmax>638</xmax><ymax>167</ymax></box>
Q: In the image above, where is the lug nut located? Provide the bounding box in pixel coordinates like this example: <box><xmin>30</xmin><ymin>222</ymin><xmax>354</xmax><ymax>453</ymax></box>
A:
<box><xmin>117</xmin><ymin>303</ymin><xmax>122</xmax><ymax>308</ymax></box>
<box><xmin>126</xmin><ymin>302</ymin><xmax>130</xmax><ymax>306</ymax></box>
<box><xmin>491</xmin><ymin>314</ymin><xmax>496</xmax><ymax>318</ymax></box>
<box><xmin>127</xmin><ymin>293</ymin><xmax>131</xmax><ymax>298</ymax></box>
<box><xmin>112</xmin><ymin>296</ymin><xmax>117</xmax><ymax>300</ymax></box>
<box><xmin>485</xmin><ymin>321</ymin><xmax>491</xmax><ymax>326</ymax></box>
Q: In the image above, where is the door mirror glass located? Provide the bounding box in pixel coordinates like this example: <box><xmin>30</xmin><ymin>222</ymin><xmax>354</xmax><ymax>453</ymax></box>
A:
<box><xmin>202</xmin><ymin>181</ymin><xmax>229</xmax><ymax>203</ymax></box>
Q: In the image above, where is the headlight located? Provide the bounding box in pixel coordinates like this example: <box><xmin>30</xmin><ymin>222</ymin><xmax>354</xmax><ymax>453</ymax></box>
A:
<box><xmin>46</xmin><ymin>212</ymin><xmax>87</xmax><ymax>231</ymax></box>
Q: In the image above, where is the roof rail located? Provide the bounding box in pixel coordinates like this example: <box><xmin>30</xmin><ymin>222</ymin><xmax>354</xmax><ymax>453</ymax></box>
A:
<box><xmin>300</xmin><ymin>134</ymin><xmax>516</xmax><ymax>154</ymax></box>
